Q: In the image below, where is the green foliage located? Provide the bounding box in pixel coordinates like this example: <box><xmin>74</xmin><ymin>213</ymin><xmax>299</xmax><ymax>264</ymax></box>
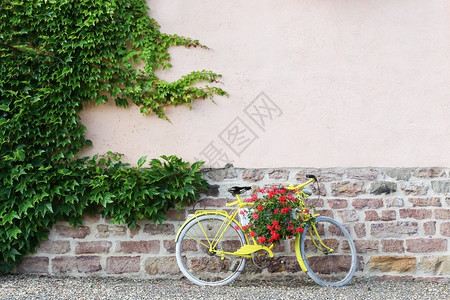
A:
<box><xmin>0</xmin><ymin>0</ymin><xmax>220</xmax><ymax>273</ymax></box>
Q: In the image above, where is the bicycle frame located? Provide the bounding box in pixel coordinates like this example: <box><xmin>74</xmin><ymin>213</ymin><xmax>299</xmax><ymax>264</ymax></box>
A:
<box><xmin>175</xmin><ymin>195</ymin><xmax>274</xmax><ymax>259</ymax></box>
<box><xmin>175</xmin><ymin>177</ymin><xmax>332</xmax><ymax>273</ymax></box>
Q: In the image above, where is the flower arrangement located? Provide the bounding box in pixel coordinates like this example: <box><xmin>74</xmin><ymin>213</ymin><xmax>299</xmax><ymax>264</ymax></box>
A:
<box><xmin>241</xmin><ymin>187</ymin><xmax>314</xmax><ymax>245</ymax></box>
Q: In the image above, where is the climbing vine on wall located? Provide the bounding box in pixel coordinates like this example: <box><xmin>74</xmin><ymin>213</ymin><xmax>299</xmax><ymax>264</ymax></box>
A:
<box><xmin>0</xmin><ymin>0</ymin><xmax>224</xmax><ymax>272</ymax></box>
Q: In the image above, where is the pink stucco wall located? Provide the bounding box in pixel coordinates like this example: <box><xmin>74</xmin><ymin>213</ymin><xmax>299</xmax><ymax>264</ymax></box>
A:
<box><xmin>78</xmin><ymin>0</ymin><xmax>450</xmax><ymax>168</ymax></box>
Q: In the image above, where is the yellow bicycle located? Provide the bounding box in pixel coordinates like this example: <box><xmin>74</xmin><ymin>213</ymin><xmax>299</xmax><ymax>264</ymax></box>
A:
<box><xmin>175</xmin><ymin>175</ymin><xmax>357</xmax><ymax>287</ymax></box>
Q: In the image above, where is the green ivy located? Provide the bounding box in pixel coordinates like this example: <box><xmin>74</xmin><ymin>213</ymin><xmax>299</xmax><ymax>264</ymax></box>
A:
<box><xmin>0</xmin><ymin>0</ymin><xmax>223</xmax><ymax>273</ymax></box>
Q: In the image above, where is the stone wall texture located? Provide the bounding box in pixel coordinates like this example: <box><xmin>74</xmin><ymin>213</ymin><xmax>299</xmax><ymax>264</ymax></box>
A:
<box><xmin>18</xmin><ymin>167</ymin><xmax>450</xmax><ymax>282</ymax></box>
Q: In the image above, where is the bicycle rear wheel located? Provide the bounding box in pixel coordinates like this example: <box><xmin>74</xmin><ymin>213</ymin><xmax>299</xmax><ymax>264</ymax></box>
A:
<box><xmin>175</xmin><ymin>214</ymin><xmax>247</xmax><ymax>286</ymax></box>
<box><xmin>299</xmin><ymin>216</ymin><xmax>357</xmax><ymax>287</ymax></box>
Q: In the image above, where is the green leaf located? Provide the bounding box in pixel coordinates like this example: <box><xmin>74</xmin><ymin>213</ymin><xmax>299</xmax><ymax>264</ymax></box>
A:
<box><xmin>137</xmin><ymin>156</ymin><xmax>147</xmax><ymax>169</ymax></box>
<box><xmin>13</xmin><ymin>149</ymin><xmax>26</xmax><ymax>162</ymax></box>
<box><xmin>7</xmin><ymin>227</ymin><xmax>22</xmax><ymax>240</ymax></box>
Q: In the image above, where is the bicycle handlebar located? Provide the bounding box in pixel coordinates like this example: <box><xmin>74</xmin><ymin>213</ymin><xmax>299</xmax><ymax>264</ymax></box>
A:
<box><xmin>226</xmin><ymin>175</ymin><xmax>317</xmax><ymax>207</ymax></box>
<box><xmin>286</xmin><ymin>177</ymin><xmax>316</xmax><ymax>191</ymax></box>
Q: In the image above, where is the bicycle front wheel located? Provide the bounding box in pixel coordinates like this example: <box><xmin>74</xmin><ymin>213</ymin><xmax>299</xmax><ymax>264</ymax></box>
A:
<box><xmin>175</xmin><ymin>214</ymin><xmax>247</xmax><ymax>286</ymax></box>
<box><xmin>300</xmin><ymin>216</ymin><xmax>357</xmax><ymax>287</ymax></box>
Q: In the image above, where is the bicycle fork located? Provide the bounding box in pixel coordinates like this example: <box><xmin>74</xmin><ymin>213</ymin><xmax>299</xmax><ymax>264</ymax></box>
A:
<box><xmin>294</xmin><ymin>223</ymin><xmax>335</xmax><ymax>272</ymax></box>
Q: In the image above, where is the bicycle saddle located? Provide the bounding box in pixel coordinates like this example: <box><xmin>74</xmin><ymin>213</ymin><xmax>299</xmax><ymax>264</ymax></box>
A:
<box><xmin>228</xmin><ymin>186</ymin><xmax>252</xmax><ymax>196</ymax></box>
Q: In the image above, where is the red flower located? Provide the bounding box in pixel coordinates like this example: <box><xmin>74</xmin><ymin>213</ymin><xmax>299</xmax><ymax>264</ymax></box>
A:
<box><xmin>271</xmin><ymin>231</ymin><xmax>280</xmax><ymax>241</ymax></box>
<box><xmin>274</xmin><ymin>209</ymin><xmax>279</xmax><ymax>214</ymax></box>
<box><xmin>252</xmin><ymin>212</ymin><xmax>259</xmax><ymax>219</ymax></box>
<box><xmin>281</xmin><ymin>207</ymin><xmax>289</xmax><ymax>214</ymax></box>
<box><xmin>296</xmin><ymin>227</ymin><xmax>304</xmax><ymax>233</ymax></box>
<box><xmin>304</xmin><ymin>209</ymin><xmax>310</xmax><ymax>214</ymax></box>
<box><xmin>257</xmin><ymin>205</ymin><xmax>264</xmax><ymax>211</ymax></box>
<box><xmin>258</xmin><ymin>236</ymin><xmax>266</xmax><ymax>243</ymax></box>
<box><xmin>267</xmin><ymin>224</ymin><xmax>273</xmax><ymax>230</ymax></box>
<box><xmin>249</xmin><ymin>231</ymin><xmax>256</xmax><ymax>237</ymax></box>
<box><xmin>234</xmin><ymin>225</ymin><xmax>240</xmax><ymax>231</ymax></box>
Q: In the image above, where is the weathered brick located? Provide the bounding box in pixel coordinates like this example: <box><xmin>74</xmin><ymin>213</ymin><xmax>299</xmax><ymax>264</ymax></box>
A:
<box><xmin>399</xmin><ymin>208</ymin><xmax>432</xmax><ymax>220</ymax></box>
<box><xmin>52</xmin><ymin>256</ymin><xmax>101</xmax><ymax>273</ymax></box>
<box><xmin>352</xmin><ymin>198</ymin><xmax>383</xmax><ymax>209</ymax></box>
<box><xmin>440</xmin><ymin>222</ymin><xmax>450</xmax><ymax>237</ymax></box>
<box><xmin>309</xmin><ymin>183</ymin><xmax>327</xmax><ymax>197</ymax></box>
<box><xmin>315</xmin><ymin>209</ymin><xmax>333</xmax><ymax>218</ymax></box>
<box><xmin>370</xmin><ymin>181</ymin><xmax>397</xmax><ymax>195</ymax></box>
<box><xmin>434</xmin><ymin>209</ymin><xmax>450</xmax><ymax>219</ymax></box>
<box><xmin>354</xmin><ymin>223</ymin><xmax>366</xmax><ymax>238</ymax></box>
<box><xmin>381</xmin><ymin>210</ymin><xmax>396</xmax><ymax>221</ymax></box>
<box><xmin>400</xmin><ymin>182</ymin><xmax>429</xmax><ymax>196</ymax></box>
<box><xmin>96</xmin><ymin>224</ymin><xmax>126</xmax><ymax>238</ymax></box>
<box><xmin>283</xmin><ymin>256</ymin><xmax>303</xmax><ymax>273</ymax></box>
<box><xmin>328</xmin><ymin>199</ymin><xmax>348</xmax><ymax>209</ymax></box>
<box><xmin>204</xmin><ymin>184</ymin><xmax>219</xmax><ymax>197</ymax></box>
<box><xmin>17</xmin><ymin>257</ymin><xmax>49</xmax><ymax>274</ymax></box>
<box><xmin>305</xmin><ymin>197</ymin><xmax>324</xmax><ymax>208</ymax></box>
<box><xmin>145</xmin><ymin>256</ymin><xmax>180</xmax><ymax>275</ymax></box>
<box><xmin>385</xmin><ymin>197</ymin><xmax>404</xmax><ymax>208</ymax></box>
<box><xmin>414</xmin><ymin>168</ymin><xmax>446</xmax><ymax>178</ymax></box>
<box><xmin>347</xmin><ymin>169</ymin><xmax>379</xmax><ymax>180</ymax></box>
<box><xmin>331</xmin><ymin>181</ymin><xmax>365</xmax><ymax>197</ymax></box>
<box><xmin>381</xmin><ymin>240</ymin><xmax>405</xmax><ymax>253</ymax></box>
<box><xmin>406</xmin><ymin>238</ymin><xmax>447</xmax><ymax>253</ymax></box>
<box><xmin>143</xmin><ymin>223</ymin><xmax>175</xmax><ymax>235</ymax></box>
<box><xmin>163</xmin><ymin>240</ymin><xmax>176</xmax><ymax>253</ymax></box>
<box><xmin>408</xmin><ymin>197</ymin><xmax>442</xmax><ymax>207</ymax></box>
<box><xmin>55</xmin><ymin>225</ymin><xmax>90</xmax><ymax>239</ymax></box>
<box><xmin>119</xmin><ymin>241</ymin><xmax>160</xmax><ymax>254</ymax></box>
<box><xmin>368</xmin><ymin>256</ymin><xmax>416</xmax><ymax>273</ymax></box>
<box><xmin>370</xmin><ymin>222</ymin><xmax>418</xmax><ymax>238</ymax></box>
<box><xmin>421</xmin><ymin>255</ymin><xmax>450</xmax><ymax>275</ymax></box>
<box><xmin>354</xmin><ymin>240</ymin><xmax>379</xmax><ymax>253</ymax></box>
<box><xmin>106</xmin><ymin>256</ymin><xmax>140</xmax><ymax>274</ymax></box>
<box><xmin>431</xmin><ymin>181</ymin><xmax>450</xmax><ymax>194</ymax></box>
<box><xmin>75</xmin><ymin>241</ymin><xmax>112</xmax><ymax>254</ymax></box>
<box><xmin>129</xmin><ymin>225</ymin><xmax>141</xmax><ymax>238</ymax></box>
<box><xmin>206</xmin><ymin>168</ymin><xmax>237</xmax><ymax>182</ymax></box>
<box><xmin>198</xmin><ymin>198</ymin><xmax>227</xmax><ymax>208</ymax></box>
<box><xmin>242</xmin><ymin>170</ymin><xmax>265</xmax><ymax>182</ymax></box>
<box><xmin>296</xmin><ymin>170</ymin><xmax>343</xmax><ymax>182</ymax></box>
<box><xmin>365</xmin><ymin>210</ymin><xmax>379</xmax><ymax>221</ymax></box>
<box><xmin>37</xmin><ymin>240</ymin><xmax>70</xmax><ymax>254</ymax></box>
<box><xmin>164</xmin><ymin>210</ymin><xmax>185</xmax><ymax>221</ymax></box>
<box><xmin>337</xmin><ymin>209</ymin><xmax>359</xmax><ymax>223</ymax></box>
<box><xmin>385</xmin><ymin>169</ymin><xmax>412</xmax><ymax>181</ymax></box>
<box><xmin>423</xmin><ymin>221</ymin><xmax>436</xmax><ymax>236</ymax></box>
<box><xmin>268</xmin><ymin>169</ymin><xmax>290</xmax><ymax>180</ymax></box>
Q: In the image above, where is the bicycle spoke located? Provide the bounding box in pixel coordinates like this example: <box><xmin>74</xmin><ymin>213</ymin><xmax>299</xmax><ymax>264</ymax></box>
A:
<box><xmin>176</xmin><ymin>215</ymin><xmax>246</xmax><ymax>286</ymax></box>
<box><xmin>300</xmin><ymin>216</ymin><xmax>357</xmax><ymax>287</ymax></box>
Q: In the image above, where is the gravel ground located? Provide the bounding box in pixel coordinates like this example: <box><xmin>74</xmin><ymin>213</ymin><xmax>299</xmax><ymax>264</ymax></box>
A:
<box><xmin>0</xmin><ymin>275</ymin><xmax>449</xmax><ymax>300</ymax></box>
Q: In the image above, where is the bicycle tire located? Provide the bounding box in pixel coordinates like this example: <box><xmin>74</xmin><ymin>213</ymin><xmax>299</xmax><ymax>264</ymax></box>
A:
<box><xmin>175</xmin><ymin>214</ymin><xmax>247</xmax><ymax>286</ymax></box>
<box><xmin>299</xmin><ymin>216</ymin><xmax>357</xmax><ymax>287</ymax></box>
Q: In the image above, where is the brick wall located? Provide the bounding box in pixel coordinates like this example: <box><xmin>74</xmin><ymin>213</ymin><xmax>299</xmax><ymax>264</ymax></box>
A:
<box><xmin>18</xmin><ymin>167</ymin><xmax>450</xmax><ymax>281</ymax></box>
